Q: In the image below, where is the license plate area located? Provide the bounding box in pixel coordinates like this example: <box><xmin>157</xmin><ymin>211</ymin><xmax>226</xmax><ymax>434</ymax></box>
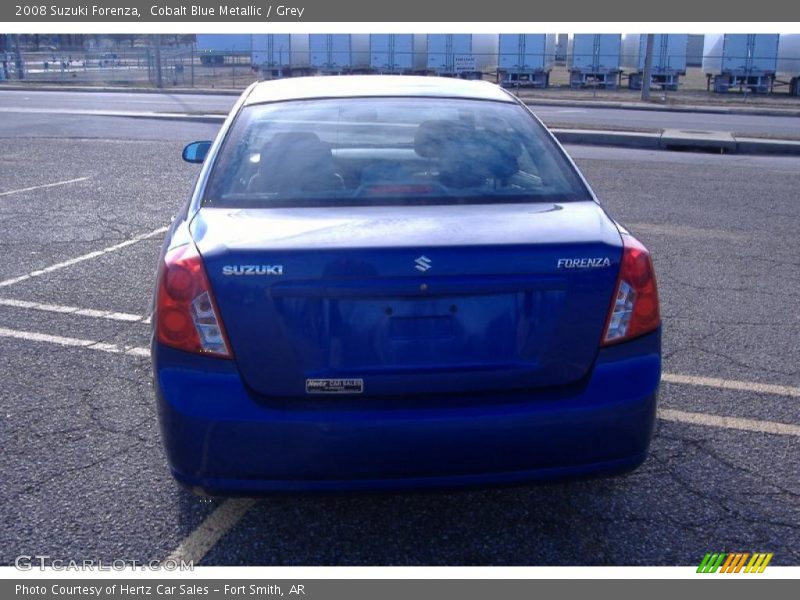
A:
<box><xmin>388</xmin><ymin>315</ymin><xmax>455</xmax><ymax>340</ymax></box>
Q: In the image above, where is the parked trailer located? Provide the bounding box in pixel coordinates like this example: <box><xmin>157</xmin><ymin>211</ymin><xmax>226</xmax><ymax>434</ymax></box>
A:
<box><xmin>622</xmin><ymin>34</ymin><xmax>688</xmax><ymax>91</ymax></box>
<box><xmin>308</xmin><ymin>34</ymin><xmax>370</xmax><ymax>74</ymax></box>
<box><xmin>497</xmin><ymin>34</ymin><xmax>555</xmax><ymax>87</ymax></box>
<box><xmin>703</xmin><ymin>34</ymin><xmax>779</xmax><ymax>93</ymax></box>
<box><xmin>195</xmin><ymin>34</ymin><xmax>251</xmax><ymax>65</ymax></box>
<box><xmin>369</xmin><ymin>34</ymin><xmax>425</xmax><ymax>73</ymax></box>
<box><xmin>426</xmin><ymin>34</ymin><xmax>498</xmax><ymax>78</ymax></box>
<box><xmin>568</xmin><ymin>34</ymin><xmax>622</xmax><ymax>88</ymax></box>
<box><xmin>251</xmin><ymin>35</ymin><xmax>311</xmax><ymax>78</ymax></box>
<box><xmin>777</xmin><ymin>34</ymin><xmax>800</xmax><ymax>96</ymax></box>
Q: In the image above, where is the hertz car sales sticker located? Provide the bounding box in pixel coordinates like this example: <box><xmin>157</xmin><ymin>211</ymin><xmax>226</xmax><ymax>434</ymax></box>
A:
<box><xmin>306</xmin><ymin>379</ymin><xmax>364</xmax><ymax>394</ymax></box>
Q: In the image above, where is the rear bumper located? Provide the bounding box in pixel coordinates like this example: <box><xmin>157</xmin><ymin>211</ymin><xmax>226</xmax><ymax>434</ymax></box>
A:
<box><xmin>153</xmin><ymin>330</ymin><xmax>660</xmax><ymax>494</ymax></box>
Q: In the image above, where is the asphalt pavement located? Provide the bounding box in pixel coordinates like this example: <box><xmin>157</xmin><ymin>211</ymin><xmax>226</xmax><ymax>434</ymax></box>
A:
<box><xmin>0</xmin><ymin>112</ymin><xmax>798</xmax><ymax>566</ymax></box>
<box><xmin>2</xmin><ymin>88</ymin><xmax>800</xmax><ymax>138</ymax></box>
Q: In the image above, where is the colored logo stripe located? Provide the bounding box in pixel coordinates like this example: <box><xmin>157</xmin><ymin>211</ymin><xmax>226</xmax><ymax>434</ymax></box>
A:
<box><xmin>721</xmin><ymin>553</ymin><xmax>749</xmax><ymax>573</ymax></box>
<box><xmin>697</xmin><ymin>553</ymin><xmax>726</xmax><ymax>573</ymax></box>
<box><xmin>745</xmin><ymin>553</ymin><xmax>773</xmax><ymax>573</ymax></box>
<box><xmin>697</xmin><ymin>552</ymin><xmax>773</xmax><ymax>573</ymax></box>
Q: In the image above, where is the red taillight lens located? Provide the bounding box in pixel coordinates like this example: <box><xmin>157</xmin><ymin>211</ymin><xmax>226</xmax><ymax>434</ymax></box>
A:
<box><xmin>601</xmin><ymin>234</ymin><xmax>660</xmax><ymax>346</ymax></box>
<box><xmin>155</xmin><ymin>243</ymin><xmax>232</xmax><ymax>358</ymax></box>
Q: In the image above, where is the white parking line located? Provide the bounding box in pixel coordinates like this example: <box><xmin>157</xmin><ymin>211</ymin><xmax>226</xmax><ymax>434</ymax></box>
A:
<box><xmin>662</xmin><ymin>373</ymin><xmax>800</xmax><ymax>399</ymax></box>
<box><xmin>1</xmin><ymin>313</ymin><xmax>800</xmax><ymax>401</ymax></box>
<box><xmin>659</xmin><ymin>409</ymin><xmax>800</xmax><ymax>437</ymax></box>
<box><xmin>2</xmin><ymin>320</ymin><xmax>800</xmax><ymax>436</ymax></box>
<box><xmin>0</xmin><ymin>176</ymin><xmax>90</xmax><ymax>198</ymax></box>
<box><xmin>0</xmin><ymin>298</ymin><xmax>148</xmax><ymax>323</ymax></box>
<box><xmin>0</xmin><ymin>326</ymin><xmax>149</xmax><ymax>357</ymax></box>
<box><xmin>163</xmin><ymin>498</ymin><xmax>257</xmax><ymax>566</ymax></box>
<box><xmin>3</xmin><ymin>321</ymin><xmax>800</xmax><ymax>436</ymax></box>
<box><xmin>0</xmin><ymin>226</ymin><xmax>168</xmax><ymax>289</ymax></box>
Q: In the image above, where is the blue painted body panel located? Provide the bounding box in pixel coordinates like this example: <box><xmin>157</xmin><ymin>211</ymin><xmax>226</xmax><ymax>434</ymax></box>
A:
<box><xmin>153</xmin><ymin>78</ymin><xmax>661</xmax><ymax>494</ymax></box>
<box><xmin>153</xmin><ymin>329</ymin><xmax>660</xmax><ymax>494</ymax></box>
<box><xmin>191</xmin><ymin>202</ymin><xmax>623</xmax><ymax>398</ymax></box>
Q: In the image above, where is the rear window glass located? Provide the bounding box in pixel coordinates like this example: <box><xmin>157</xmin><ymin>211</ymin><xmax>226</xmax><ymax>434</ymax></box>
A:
<box><xmin>202</xmin><ymin>97</ymin><xmax>590</xmax><ymax>207</ymax></box>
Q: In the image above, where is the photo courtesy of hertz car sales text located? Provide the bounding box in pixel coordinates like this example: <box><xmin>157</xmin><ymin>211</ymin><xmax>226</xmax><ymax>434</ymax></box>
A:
<box><xmin>152</xmin><ymin>75</ymin><xmax>661</xmax><ymax>495</ymax></box>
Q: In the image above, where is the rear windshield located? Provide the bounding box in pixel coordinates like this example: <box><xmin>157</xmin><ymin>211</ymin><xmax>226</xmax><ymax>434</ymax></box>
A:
<box><xmin>202</xmin><ymin>96</ymin><xmax>591</xmax><ymax>207</ymax></box>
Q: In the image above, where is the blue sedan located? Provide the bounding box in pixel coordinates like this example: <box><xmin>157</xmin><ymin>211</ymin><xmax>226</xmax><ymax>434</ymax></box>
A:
<box><xmin>152</xmin><ymin>76</ymin><xmax>661</xmax><ymax>494</ymax></box>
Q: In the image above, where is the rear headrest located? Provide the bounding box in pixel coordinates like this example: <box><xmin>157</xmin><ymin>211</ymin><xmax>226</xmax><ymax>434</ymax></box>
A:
<box><xmin>414</xmin><ymin>120</ymin><xmax>523</xmax><ymax>161</ymax></box>
<box><xmin>414</xmin><ymin>121</ymin><xmax>521</xmax><ymax>187</ymax></box>
<box><xmin>255</xmin><ymin>132</ymin><xmax>339</xmax><ymax>193</ymax></box>
<box><xmin>414</xmin><ymin>120</ymin><xmax>472</xmax><ymax>159</ymax></box>
<box><xmin>260</xmin><ymin>132</ymin><xmax>329</xmax><ymax>163</ymax></box>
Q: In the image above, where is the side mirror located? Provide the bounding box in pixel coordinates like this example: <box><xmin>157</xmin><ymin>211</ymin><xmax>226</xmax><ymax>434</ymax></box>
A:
<box><xmin>182</xmin><ymin>141</ymin><xmax>212</xmax><ymax>163</ymax></box>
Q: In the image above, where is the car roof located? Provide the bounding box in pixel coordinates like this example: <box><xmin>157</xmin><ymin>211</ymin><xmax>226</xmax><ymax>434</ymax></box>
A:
<box><xmin>244</xmin><ymin>75</ymin><xmax>516</xmax><ymax>106</ymax></box>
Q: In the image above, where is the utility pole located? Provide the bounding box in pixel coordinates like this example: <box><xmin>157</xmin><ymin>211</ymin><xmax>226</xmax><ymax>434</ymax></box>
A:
<box><xmin>154</xmin><ymin>34</ymin><xmax>163</xmax><ymax>88</ymax></box>
<box><xmin>641</xmin><ymin>34</ymin><xmax>654</xmax><ymax>101</ymax></box>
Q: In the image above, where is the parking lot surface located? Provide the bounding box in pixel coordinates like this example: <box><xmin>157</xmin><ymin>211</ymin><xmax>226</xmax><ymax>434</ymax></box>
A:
<box><xmin>0</xmin><ymin>113</ymin><xmax>798</xmax><ymax>566</ymax></box>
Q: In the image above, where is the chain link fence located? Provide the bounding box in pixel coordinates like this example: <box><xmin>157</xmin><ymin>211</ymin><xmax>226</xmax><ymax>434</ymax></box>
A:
<box><xmin>2</xmin><ymin>40</ymin><xmax>799</xmax><ymax>97</ymax></box>
<box><xmin>0</xmin><ymin>44</ymin><xmax>259</xmax><ymax>89</ymax></box>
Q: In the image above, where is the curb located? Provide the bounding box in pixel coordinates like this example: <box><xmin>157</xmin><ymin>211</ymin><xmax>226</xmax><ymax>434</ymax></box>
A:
<box><xmin>522</xmin><ymin>97</ymin><xmax>800</xmax><ymax>118</ymax></box>
<box><xmin>126</xmin><ymin>112</ymin><xmax>800</xmax><ymax>155</ymax></box>
<box><xmin>0</xmin><ymin>83</ymin><xmax>242</xmax><ymax>96</ymax></box>
<box><xmin>114</xmin><ymin>112</ymin><xmax>226</xmax><ymax>124</ymax></box>
<box><xmin>0</xmin><ymin>107</ymin><xmax>228</xmax><ymax>124</ymax></box>
<box><xmin>733</xmin><ymin>137</ymin><xmax>800</xmax><ymax>155</ymax></box>
<box><xmin>3</xmin><ymin>102</ymin><xmax>799</xmax><ymax>156</ymax></box>
<box><xmin>2</xmin><ymin>82</ymin><xmax>799</xmax><ymax>118</ymax></box>
<box><xmin>70</xmin><ymin>111</ymin><xmax>800</xmax><ymax>155</ymax></box>
<box><xmin>552</xmin><ymin>129</ymin><xmax>662</xmax><ymax>149</ymax></box>
<box><xmin>551</xmin><ymin>128</ymin><xmax>800</xmax><ymax>155</ymax></box>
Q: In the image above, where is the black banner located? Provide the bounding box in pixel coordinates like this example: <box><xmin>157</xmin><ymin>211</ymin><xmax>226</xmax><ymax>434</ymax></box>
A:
<box><xmin>2</xmin><ymin>0</ymin><xmax>799</xmax><ymax>22</ymax></box>
<box><xmin>5</xmin><ymin>579</ymin><xmax>797</xmax><ymax>600</ymax></box>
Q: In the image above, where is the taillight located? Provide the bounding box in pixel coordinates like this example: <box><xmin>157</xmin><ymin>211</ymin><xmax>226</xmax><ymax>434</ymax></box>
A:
<box><xmin>155</xmin><ymin>243</ymin><xmax>232</xmax><ymax>358</ymax></box>
<box><xmin>601</xmin><ymin>234</ymin><xmax>660</xmax><ymax>346</ymax></box>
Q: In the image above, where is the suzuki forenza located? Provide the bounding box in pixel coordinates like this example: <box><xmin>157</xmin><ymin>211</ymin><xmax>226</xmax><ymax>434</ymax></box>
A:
<box><xmin>152</xmin><ymin>76</ymin><xmax>661</xmax><ymax>494</ymax></box>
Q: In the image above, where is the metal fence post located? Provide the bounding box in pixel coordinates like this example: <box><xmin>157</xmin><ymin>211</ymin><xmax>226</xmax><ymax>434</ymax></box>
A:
<box><xmin>154</xmin><ymin>35</ymin><xmax>163</xmax><ymax>88</ymax></box>
<box><xmin>13</xmin><ymin>34</ymin><xmax>24</xmax><ymax>80</ymax></box>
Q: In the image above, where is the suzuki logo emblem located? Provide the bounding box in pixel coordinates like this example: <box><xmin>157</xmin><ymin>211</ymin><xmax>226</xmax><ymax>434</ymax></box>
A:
<box><xmin>414</xmin><ymin>255</ymin><xmax>432</xmax><ymax>272</ymax></box>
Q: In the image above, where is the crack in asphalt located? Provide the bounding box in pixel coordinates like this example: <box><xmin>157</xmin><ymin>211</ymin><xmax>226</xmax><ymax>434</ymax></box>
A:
<box><xmin>684</xmin><ymin>342</ymin><xmax>800</xmax><ymax>378</ymax></box>
<box><xmin>0</xmin><ymin>436</ymin><xmax>153</xmax><ymax>505</ymax></box>
<box><xmin>653</xmin><ymin>430</ymin><xmax>800</xmax><ymax>536</ymax></box>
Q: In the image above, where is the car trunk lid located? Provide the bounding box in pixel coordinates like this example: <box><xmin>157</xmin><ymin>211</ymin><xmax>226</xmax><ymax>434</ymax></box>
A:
<box><xmin>191</xmin><ymin>201</ymin><xmax>622</xmax><ymax>398</ymax></box>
